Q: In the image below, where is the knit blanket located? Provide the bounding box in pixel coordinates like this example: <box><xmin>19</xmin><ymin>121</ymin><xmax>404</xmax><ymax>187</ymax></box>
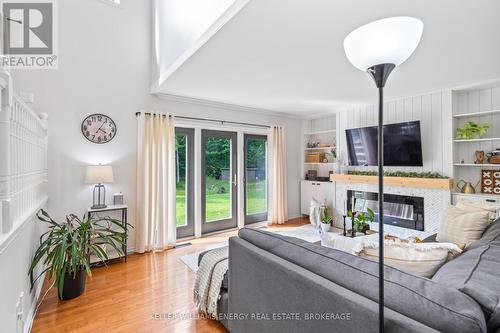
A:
<box><xmin>193</xmin><ymin>246</ymin><xmax>228</xmax><ymax>317</ymax></box>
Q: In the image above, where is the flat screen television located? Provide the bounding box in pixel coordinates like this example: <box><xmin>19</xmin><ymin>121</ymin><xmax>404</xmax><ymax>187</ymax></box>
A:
<box><xmin>345</xmin><ymin>121</ymin><xmax>423</xmax><ymax>166</ymax></box>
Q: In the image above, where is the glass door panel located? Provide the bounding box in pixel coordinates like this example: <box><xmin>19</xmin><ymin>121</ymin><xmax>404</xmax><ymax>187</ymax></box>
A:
<box><xmin>201</xmin><ymin>130</ymin><xmax>238</xmax><ymax>234</ymax></box>
<box><xmin>176</xmin><ymin>128</ymin><xmax>194</xmax><ymax>238</ymax></box>
<box><xmin>244</xmin><ymin>134</ymin><xmax>268</xmax><ymax>224</ymax></box>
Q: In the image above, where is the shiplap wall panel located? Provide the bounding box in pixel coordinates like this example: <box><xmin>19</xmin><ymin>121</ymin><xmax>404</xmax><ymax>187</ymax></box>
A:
<box><xmin>453</xmin><ymin>84</ymin><xmax>500</xmax><ymax>188</ymax></box>
<box><xmin>337</xmin><ymin>90</ymin><xmax>452</xmax><ymax>176</ymax></box>
<box><xmin>442</xmin><ymin>90</ymin><xmax>453</xmax><ymax>177</ymax></box>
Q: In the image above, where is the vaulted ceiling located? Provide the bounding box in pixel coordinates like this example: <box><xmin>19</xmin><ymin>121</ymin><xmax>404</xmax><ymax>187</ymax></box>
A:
<box><xmin>154</xmin><ymin>0</ymin><xmax>500</xmax><ymax>117</ymax></box>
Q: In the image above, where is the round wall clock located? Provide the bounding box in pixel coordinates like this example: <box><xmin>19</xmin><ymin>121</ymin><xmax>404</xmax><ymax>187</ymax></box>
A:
<box><xmin>81</xmin><ymin>114</ymin><xmax>117</xmax><ymax>144</ymax></box>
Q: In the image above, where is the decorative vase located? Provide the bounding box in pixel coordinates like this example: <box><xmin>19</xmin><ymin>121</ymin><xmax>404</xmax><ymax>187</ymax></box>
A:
<box><xmin>321</xmin><ymin>223</ymin><xmax>331</xmax><ymax>233</ymax></box>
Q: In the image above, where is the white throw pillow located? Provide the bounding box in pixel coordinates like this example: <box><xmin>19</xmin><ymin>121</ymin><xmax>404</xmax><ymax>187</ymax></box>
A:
<box><xmin>309</xmin><ymin>199</ymin><xmax>322</xmax><ymax>228</ymax></box>
<box><xmin>455</xmin><ymin>198</ymin><xmax>500</xmax><ymax>222</ymax></box>
<box><xmin>360</xmin><ymin>241</ymin><xmax>462</xmax><ymax>278</ymax></box>
<box><xmin>436</xmin><ymin>205</ymin><xmax>490</xmax><ymax>248</ymax></box>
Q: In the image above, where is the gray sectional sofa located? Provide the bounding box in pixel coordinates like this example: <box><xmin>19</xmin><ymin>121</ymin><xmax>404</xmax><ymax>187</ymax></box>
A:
<box><xmin>220</xmin><ymin>218</ymin><xmax>500</xmax><ymax>333</ymax></box>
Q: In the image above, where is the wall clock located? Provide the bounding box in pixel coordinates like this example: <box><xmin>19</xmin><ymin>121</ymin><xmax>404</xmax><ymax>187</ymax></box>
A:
<box><xmin>81</xmin><ymin>114</ymin><xmax>117</xmax><ymax>144</ymax></box>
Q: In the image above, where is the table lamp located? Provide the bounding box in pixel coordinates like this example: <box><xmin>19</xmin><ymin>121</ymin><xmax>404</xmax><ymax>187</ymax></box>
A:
<box><xmin>85</xmin><ymin>164</ymin><xmax>114</xmax><ymax>209</ymax></box>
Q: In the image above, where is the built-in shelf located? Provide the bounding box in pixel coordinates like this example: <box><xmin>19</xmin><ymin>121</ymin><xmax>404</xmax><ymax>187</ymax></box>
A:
<box><xmin>304</xmin><ymin>130</ymin><xmax>336</xmax><ymax>135</ymax></box>
<box><xmin>304</xmin><ymin>146</ymin><xmax>335</xmax><ymax>150</ymax></box>
<box><xmin>304</xmin><ymin>162</ymin><xmax>334</xmax><ymax>165</ymax></box>
<box><xmin>454</xmin><ymin>163</ymin><xmax>500</xmax><ymax>167</ymax></box>
<box><xmin>454</xmin><ymin>137</ymin><xmax>500</xmax><ymax>143</ymax></box>
<box><xmin>453</xmin><ymin>109</ymin><xmax>500</xmax><ymax>118</ymax></box>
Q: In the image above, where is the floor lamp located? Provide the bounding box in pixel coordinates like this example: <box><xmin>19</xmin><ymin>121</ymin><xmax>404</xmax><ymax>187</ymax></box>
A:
<box><xmin>343</xmin><ymin>17</ymin><xmax>424</xmax><ymax>332</ymax></box>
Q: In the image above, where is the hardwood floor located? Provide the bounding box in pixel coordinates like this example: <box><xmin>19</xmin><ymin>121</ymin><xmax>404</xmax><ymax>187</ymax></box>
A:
<box><xmin>31</xmin><ymin>218</ymin><xmax>309</xmax><ymax>333</ymax></box>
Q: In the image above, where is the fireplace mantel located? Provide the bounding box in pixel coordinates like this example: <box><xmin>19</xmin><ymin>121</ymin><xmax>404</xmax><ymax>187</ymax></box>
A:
<box><xmin>330</xmin><ymin>174</ymin><xmax>453</xmax><ymax>190</ymax></box>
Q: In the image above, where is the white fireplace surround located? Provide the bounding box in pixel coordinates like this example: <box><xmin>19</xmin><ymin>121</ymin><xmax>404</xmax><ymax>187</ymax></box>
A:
<box><xmin>333</xmin><ymin>182</ymin><xmax>451</xmax><ymax>239</ymax></box>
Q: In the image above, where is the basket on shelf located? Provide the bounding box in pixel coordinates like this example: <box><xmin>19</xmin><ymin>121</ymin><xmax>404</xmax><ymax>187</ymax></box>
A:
<box><xmin>306</xmin><ymin>152</ymin><xmax>326</xmax><ymax>163</ymax></box>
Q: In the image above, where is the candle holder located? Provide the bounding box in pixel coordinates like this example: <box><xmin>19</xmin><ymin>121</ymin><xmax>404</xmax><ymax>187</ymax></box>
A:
<box><xmin>351</xmin><ymin>212</ymin><xmax>356</xmax><ymax>238</ymax></box>
<box><xmin>342</xmin><ymin>215</ymin><xmax>347</xmax><ymax>236</ymax></box>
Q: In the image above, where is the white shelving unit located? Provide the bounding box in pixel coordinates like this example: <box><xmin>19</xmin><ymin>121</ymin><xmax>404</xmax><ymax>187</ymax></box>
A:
<box><xmin>302</xmin><ymin>114</ymin><xmax>339</xmax><ymax>180</ymax></box>
<box><xmin>454</xmin><ymin>137</ymin><xmax>500</xmax><ymax>143</ymax></box>
<box><xmin>303</xmin><ymin>129</ymin><xmax>337</xmax><ymax>136</ymax></box>
<box><xmin>304</xmin><ymin>162</ymin><xmax>335</xmax><ymax>165</ymax></box>
<box><xmin>451</xmin><ymin>82</ymin><xmax>500</xmax><ymax>201</ymax></box>
<box><xmin>454</xmin><ymin>163</ymin><xmax>500</xmax><ymax>167</ymax></box>
<box><xmin>304</xmin><ymin>146</ymin><xmax>335</xmax><ymax>150</ymax></box>
<box><xmin>453</xmin><ymin>109</ymin><xmax>500</xmax><ymax>118</ymax></box>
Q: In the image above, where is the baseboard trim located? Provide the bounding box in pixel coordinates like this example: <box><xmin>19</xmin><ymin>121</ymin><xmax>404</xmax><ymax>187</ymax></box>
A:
<box><xmin>24</xmin><ymin>271</ymin><xmax>45</xmax><ymax>333</ymax></box>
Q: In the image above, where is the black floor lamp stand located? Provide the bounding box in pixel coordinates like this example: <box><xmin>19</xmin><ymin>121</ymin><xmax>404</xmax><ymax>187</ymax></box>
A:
<box><xmin>367</xmin><ymin>63</ymin><xmax>395</xmax><ymax>333</ymax></box>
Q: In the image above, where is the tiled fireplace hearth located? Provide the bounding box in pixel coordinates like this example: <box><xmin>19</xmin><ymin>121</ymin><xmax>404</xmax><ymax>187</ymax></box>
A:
<box><xmin>331</xmin><ymin>176</ymin><xmax>452</xmax><ymax>239</ymax></box>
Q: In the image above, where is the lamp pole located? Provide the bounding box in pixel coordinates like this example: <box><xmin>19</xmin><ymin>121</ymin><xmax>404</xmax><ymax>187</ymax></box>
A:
<box><xmin>343</xmin><ymin>16</ymin><xmax>423</xmax><ymax>333</ymax></box>
<box><xmin>367</xmin><ymin>63</ymin><xmax>395</xmax><ymax>333</ymax></box>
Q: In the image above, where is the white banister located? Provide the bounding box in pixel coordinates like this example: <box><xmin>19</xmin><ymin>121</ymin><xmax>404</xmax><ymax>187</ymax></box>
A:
<box><xmin>0</xmin><ymin>69</ymin><xmax>48</xmax><ymax>237</ymax></box>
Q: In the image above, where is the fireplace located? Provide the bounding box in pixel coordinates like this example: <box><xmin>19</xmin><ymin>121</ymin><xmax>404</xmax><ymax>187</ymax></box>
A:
<box><xmin>347</xmin><ymin>190</ymin><xmax>424</xmax><ymax>231</ymax></box>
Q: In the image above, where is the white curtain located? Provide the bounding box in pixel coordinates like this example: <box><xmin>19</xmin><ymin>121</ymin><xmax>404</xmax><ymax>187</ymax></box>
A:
<box><xmin>269</xmin><ymin>125</ymin><xmax>288</xmax><ymax>224</ymax></box>
<box><xmin>136</xmin><ymin>112</ymin><xmax>177</xmax><ymax>253</ymax></box>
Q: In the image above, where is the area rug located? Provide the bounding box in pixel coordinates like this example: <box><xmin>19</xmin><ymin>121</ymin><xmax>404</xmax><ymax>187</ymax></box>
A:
<box><xmin>179</xmin><ymin>224</ymin><xmax>321</xmax><ymax>272</ymax></box>
<box><xmin>179</xmin><ymin>244</ymin><xmax>227</xmax><ymax>273</ymax></box>
<box><xmin>272</xmin><ymin>224</ymin><xmax>321</xmax><ymax>243</ymax></box>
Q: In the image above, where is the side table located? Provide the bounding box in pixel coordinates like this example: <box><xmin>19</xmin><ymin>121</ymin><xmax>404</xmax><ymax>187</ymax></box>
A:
<box><xmin>87</xmin><ymin>204</ymin><xmax>128</xmax><ymax>264</ymax></box>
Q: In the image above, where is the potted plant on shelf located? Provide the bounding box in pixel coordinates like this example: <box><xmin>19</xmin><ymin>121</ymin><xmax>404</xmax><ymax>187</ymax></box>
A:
<box><xmin>456</xmin><ymin>121</ymin><xmax>490</xmax><ymax>139</ymax></box>
<box><xmin>321</xmin><ymin>207</ymin><xmax>333</xmax><ymax>233</ymax></box>
<box><xmin>348</xmin><ymin>208</ymin><xmax>375</xmax><ymax>235</ymax></box>
<box><xmin>28</xmin><ymin>210</ymin><xmax>129</xmax><ymax>300</ymax></box>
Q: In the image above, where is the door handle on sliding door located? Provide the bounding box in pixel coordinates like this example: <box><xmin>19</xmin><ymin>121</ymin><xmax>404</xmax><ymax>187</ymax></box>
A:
<box><xmin>232</xmin><ymin>174</ymin><xmax>238</xmax><ymax>187</ymax></box>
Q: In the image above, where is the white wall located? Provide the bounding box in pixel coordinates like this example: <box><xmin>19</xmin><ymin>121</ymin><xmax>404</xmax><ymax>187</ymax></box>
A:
<box><xmin>0</xmin><ymin>215</ymin><xmax>45</xmax><ymax>333</ymax></box>
<box><xmin>336</xmin><ymin>90</ymin><xmax>453</xmax><ymax>177</ymax></box>
<box><xmin>10</xmin><ymin>0</ymin><xmax>303</xmax><ymax>250</ymax></box>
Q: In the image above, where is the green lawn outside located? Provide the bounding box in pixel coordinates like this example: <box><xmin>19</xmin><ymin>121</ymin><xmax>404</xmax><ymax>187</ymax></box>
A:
<box><xmin>175</xmin><ymin>177</ymin><xmax>267</xmax><ymax>226</ymax></box>
<box><xmin>245</xmin><ymin>179</ymin><xmax>267</xmax><ymax>215</ymax></box>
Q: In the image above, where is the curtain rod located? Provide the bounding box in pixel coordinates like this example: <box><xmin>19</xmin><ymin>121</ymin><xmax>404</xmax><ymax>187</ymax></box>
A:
<box><xmin>135</xmin><ymin>112</ymin><xmax>271</xmax><ymax>129</ymax></box>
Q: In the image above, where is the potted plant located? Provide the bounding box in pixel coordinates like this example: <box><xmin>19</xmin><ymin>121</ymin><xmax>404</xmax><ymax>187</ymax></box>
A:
<box><xmin>28</xmin><ymin>210</ymin><xmax>129</xmax><ymax>300</ymax></box>
<box><xmin>321</xmin><ymin>207</ymin><xmax>333</xmax><ymax>233</ymax></box>
<box><xmin>456</xmin><ymin>121</ymin><xmax>490</xmax><ymax>139</ymax></box>
<box><xmin>348</xmin><ymin>208</ymin><xmax>375</xmax><ymax>235</ymax></box>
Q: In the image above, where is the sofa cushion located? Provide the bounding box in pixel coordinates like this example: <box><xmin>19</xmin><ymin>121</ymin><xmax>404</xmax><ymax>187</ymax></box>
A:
<box><xmin>239</xmin><ymin>228</ymin><xmax>486</xmax><ymax>333</ymax></box>
<box><xmin>436</xmin><ymin>205</ymin><xmax>490</xmax><ymax>248</ymax></box>
<box><xmin>359</xmin><ymin>241</ymin><xmax>462</xmax><ymax>278</ymax></box>
<box><xmin>468</xmin><ymin>218</ymin><xmax>500</xmax><ymax>250</ymax></box>
<box><xmin>433</xmin><ymin>219</ymin><xmax>500</xmax><ymax>332</ymax></box>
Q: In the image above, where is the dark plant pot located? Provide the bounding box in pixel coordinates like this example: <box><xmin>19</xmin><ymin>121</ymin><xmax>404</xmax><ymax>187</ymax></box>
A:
<box><xmin>59</xmin><ymin>269</ymin><xmax>86</xmax><ymax>300</ymax></box>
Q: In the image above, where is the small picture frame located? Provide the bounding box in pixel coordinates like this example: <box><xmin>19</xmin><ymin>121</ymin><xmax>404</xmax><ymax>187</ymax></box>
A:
<box><xmin>113</xmin><ymin>192</ymin><xmax>124</xmax><ymax>205</ymax></box>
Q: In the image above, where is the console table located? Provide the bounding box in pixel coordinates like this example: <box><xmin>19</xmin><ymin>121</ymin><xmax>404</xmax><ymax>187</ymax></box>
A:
<box><xmin>87</xmin><ymin>205</ymin><xmax>128</xmax><ymax>264</ymax></box>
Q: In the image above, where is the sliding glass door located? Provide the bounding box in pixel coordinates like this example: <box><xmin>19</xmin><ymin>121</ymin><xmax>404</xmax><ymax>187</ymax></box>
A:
<box><xmin>176</xmin><ymin>128</ymin><xmax>194</xmax><ymax>239</ymax></box>
<box><xmin>201</xmin><ymin>130</ymin><xmax>238</xmax><ymax>234</ymax></box>
<box><xmin>244</xmin><ymin>134</ymin><xmax>268</xmax><ymax>224</ymax></box>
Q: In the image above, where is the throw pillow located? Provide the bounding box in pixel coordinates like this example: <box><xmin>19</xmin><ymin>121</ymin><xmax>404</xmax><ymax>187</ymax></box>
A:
<box><xmin>309</xmin><ymin>199</ymin><xmax>322</xmax><ymax>228</ymax></box>
<box><xmin>455</xmin><ymin>198</ymin><xmax>500</xmax><ymax>222</ymax></box>
<box><xmin>360</xmin><ymin>241</ymin><xmax>462</xmax><ymax>277</ymax></box>
<box><xmin>436</xmin><ymin>205</ymin><xmax>490</xmax><ymax>247</ymax></box>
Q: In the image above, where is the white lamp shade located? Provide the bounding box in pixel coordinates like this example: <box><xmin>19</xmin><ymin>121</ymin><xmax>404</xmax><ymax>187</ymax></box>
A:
<box><xmin>85</xmin><ymin>165</ymin><xmax>114</xmax><ymax>184</ymax></box>
<box><xmin>344</xmin><ymin>17</ymin><xmax>424</xmax><ymax>71</ymax></box>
